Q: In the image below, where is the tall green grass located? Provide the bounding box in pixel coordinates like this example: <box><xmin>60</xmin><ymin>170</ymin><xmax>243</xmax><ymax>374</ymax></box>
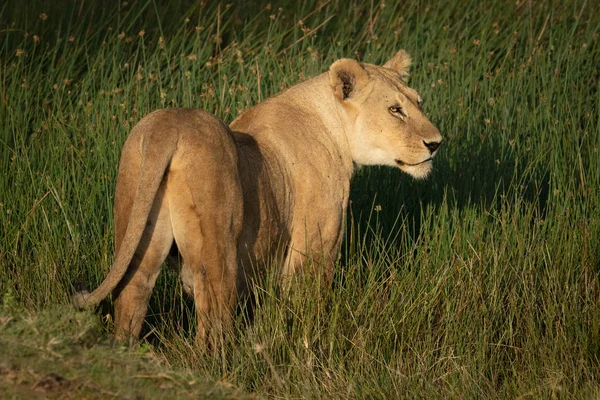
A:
<box><xmin>1</xmin><ymin>0</ymin><xmax>599</xmax><ymax>397</ymax></box>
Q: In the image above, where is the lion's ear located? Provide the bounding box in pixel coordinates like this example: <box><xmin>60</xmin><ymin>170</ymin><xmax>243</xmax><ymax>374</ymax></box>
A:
<box><xmin>329</xmin><ymin>59</ymin><xmax>369</xmax><ymax>101</ymax></box>
<box><xmin>384</xmin><ymin>50</ymin><xmax>412</xmax><ymax>81</ymax></box>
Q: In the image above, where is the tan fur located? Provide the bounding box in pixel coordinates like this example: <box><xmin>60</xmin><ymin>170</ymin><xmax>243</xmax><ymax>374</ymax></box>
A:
<box><xmin>74</xmin><ymin>50</ymin><xmax>442</xmax><ymax>346</ymax></box>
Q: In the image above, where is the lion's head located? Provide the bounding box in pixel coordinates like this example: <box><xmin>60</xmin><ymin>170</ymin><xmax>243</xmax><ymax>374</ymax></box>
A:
<box><xmin>329</xmin><ymin>50</ymin><xmax>442</xmax><ymax>179</ymax></box>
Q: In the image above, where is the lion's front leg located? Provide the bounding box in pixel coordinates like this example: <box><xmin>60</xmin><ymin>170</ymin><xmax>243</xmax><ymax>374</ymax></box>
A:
<box><xmin>282</xmin><ymin>211</ymin><xmax>345</xmax><ymax>289</ymax></box>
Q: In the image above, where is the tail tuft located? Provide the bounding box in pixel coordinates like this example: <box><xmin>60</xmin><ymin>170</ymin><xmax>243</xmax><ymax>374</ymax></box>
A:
<box><xmin>73</xmin><ymin>290</ymin><xmax>92</xmax><ymax>309</ymax></box>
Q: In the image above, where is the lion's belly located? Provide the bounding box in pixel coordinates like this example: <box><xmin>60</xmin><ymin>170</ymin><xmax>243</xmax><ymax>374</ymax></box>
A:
<box><xmin>234</xmin><ymin>147</ymin><xmax>292</xmax><ymax>291</ymax></box>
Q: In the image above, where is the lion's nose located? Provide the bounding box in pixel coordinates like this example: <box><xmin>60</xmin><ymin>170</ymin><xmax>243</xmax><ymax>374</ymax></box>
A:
<box><xmin>423</xmin><ymin>140</ymin><xmax>441</xmax><ymax>154</ymax></box>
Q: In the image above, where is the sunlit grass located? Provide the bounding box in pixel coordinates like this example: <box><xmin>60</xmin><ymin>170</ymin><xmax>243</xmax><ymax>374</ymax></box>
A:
<box><xmin>1</xmin><ymin>0</ymin><xmax>599</xmax><ymax>397</ymax></box>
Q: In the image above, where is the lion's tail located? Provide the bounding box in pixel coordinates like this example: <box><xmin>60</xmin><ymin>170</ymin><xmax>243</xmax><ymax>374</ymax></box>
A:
<box><xmin>73</xmin><ymin>130</ymin><xmax>178</xmax><ymax>309</ymax></box>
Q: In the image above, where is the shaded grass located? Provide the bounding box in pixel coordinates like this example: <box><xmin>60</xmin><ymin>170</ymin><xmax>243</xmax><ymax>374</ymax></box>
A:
<box><xmin>1</xmin><ymin>0</ymin><xmax>599</xmax><ymax>397</ymax></box>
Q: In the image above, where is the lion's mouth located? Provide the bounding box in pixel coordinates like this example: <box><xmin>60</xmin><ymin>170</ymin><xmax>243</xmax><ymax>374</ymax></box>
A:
<box><xmin>395</xmin><ymin>158</ymin><xmax>432</xmax><ymax>167</ymax></box>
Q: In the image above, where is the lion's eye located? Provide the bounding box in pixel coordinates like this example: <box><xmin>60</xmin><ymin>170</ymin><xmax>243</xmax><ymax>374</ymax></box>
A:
<box><xmin>389</xmin><ymin>106</ymin><xmax>406</xmax><ymax>117</ymax></box>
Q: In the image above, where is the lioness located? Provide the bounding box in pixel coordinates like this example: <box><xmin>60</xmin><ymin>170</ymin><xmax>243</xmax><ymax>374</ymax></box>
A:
<box><xmin>74</xmin><ymin>50</ymin><xmax>442</xmax><ymax>345</ymax></box>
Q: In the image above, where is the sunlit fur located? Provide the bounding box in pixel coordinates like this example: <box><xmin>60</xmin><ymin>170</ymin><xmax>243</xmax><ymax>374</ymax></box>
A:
<box><xmin>73</xmin><ymin>50</ymin><xmax>442</xmax><ymax>347</ymax></box>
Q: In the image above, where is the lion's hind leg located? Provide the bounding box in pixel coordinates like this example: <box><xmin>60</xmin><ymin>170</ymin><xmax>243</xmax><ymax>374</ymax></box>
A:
<box><xmin>168</xmin><ymin>142</ymin><xmax>243</xmax><ymax>349</ymax></box>
<box><xmin>113</xmin><ymin>183</ymin><xmax>174</xmax><ymax>344</ymax></box>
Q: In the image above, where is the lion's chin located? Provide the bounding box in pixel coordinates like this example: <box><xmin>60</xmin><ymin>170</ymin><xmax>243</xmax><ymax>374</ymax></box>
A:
<box><xmin>397</xmin><ymin>159</ymin><xmax>433</xmax><ymax>180</ymax></box>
